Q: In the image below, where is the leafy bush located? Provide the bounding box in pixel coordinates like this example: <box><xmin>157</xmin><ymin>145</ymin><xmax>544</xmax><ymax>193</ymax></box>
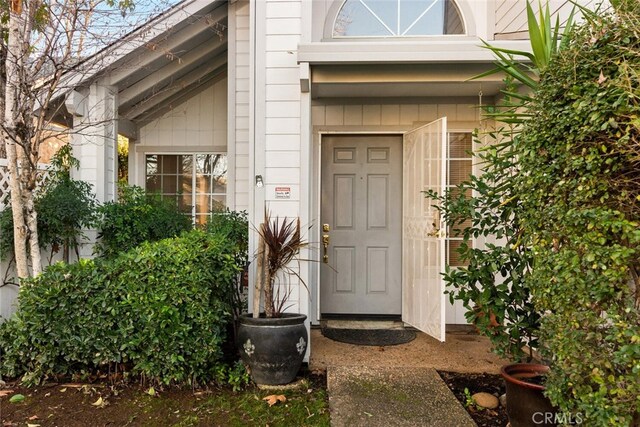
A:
<box><xmin>206</xmin><ymin>209</ymin><xmax>248</xmax><ymax>321</ymax></box>
<box><xmin>0</xmin><ymin>230</ymin><xmax>240</xmax><ymax>385</ymax></box>
<box><xmin>0</xmin><ymin>145</ymin><xmax>97</xmax><ymax>266</ymax></box>
<box><xmin>426</xmin><ymin>2</ymin><xmax>568</xmax><ymax>362</ymax></box>
<box><xmin>515</xmin><ymin>3</ymin><xmax>640</xmax><ymax>423</ymax></box>
<box><xmin>37</xmin><ymin>146</ymin><xmax>98</xmax><ymax>263</ymax></box>
<box><xmin>214</xmin><ymin>361</ymin><xmax>251</xmax><ymax>392</ymax></box>
<box><xmin>94</xmin><ymin>185</ymin><xmax>191</xmax><ymax>258</ymax></box>
<box><xmin>431</xmin><ymin>2</ymin><xmax>639</xmax><ymax>423</ymax></box>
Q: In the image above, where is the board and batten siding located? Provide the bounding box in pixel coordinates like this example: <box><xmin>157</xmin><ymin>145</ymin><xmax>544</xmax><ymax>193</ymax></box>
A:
<box><xmin>132</xmin><ymin>79</ymin><xmax>227</xmax><ymax>186</ymax></box>
<box><xmin>495</xmin><ymin>0</ymin><xmax>609</xmax><ymax>39</ymax></box>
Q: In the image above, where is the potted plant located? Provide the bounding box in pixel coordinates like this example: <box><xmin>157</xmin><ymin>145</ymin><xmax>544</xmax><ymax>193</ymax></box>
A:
<box><xmin>237</xmin><ymin>210</ymin><xmax>308</xmax><ymax>385</ymax></box>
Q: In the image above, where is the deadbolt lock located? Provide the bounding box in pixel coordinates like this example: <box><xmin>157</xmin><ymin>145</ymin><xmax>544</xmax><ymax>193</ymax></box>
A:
<box><xmin>323</xmin><ymin>223</ymin><xmax>330</xmax><ymax>232</ymax></box>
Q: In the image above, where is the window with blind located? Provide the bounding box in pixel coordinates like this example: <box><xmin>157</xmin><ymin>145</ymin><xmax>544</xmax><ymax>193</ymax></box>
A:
<box><xmin>145</xmin><ymin>154</ymin><xmax>227</xmax><ymax>226</ymax></box>
<box><xmin>447</xmin><ymin>132</ymin><xmax>473</xmax><ymax>267</ymax></box>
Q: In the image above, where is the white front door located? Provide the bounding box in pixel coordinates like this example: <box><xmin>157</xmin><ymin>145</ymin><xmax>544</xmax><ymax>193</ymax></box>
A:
<box><xmin>402</xmin><ymin>118</ymin><xmax>448</xmax><ymax>342</ymax></box>
<box><xmin>320</xmin><ymin>135</ymin><xmax>403</xmax><ymax>315</ymax></box>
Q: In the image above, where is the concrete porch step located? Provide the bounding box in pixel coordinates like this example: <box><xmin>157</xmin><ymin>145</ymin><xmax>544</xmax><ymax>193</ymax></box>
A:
<box><xmin>321</xmin><ymin>320</ymin><xmax>408</xmax><ymax>330</ymax></box>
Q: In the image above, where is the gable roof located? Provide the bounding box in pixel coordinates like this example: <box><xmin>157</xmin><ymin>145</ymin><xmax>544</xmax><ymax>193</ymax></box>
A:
<box><xmin>54</xmin><ymin>0</ymin><xmax>227</xmax><ymax>127</ymax></box>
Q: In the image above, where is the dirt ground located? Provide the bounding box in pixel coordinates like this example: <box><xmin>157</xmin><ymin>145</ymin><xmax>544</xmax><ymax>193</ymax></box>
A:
<box><xmin>439</xmin><ymin>371</ymin><xmax>508</xmax><ymax>427</ymax></box>
<box><xmin>0</xmin><ymin>374</ymin><xmax>330</xmax><ymax>427</ymax></box>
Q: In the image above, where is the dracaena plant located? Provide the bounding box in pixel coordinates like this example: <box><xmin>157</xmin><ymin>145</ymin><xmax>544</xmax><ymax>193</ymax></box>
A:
<box><xmin>253</xmin><ymin>210</ymin><xmax>308</xmax><ymax>318</ymax></box>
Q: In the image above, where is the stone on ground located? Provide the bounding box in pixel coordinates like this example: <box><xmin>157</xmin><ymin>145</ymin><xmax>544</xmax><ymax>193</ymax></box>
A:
<box><xmin>499</xmin><ymin>393</ymin><xmax>507</xmax><ymax>408</ymax></box>
<box><xmin>328</xmin><ymin>366</ymin><xmax>475</xmax><ymax>427</ymax></box>
<box><xmin>472</xmin><ymin>392</ymin><xmax>499</xmax><ymax>409</ymax></box>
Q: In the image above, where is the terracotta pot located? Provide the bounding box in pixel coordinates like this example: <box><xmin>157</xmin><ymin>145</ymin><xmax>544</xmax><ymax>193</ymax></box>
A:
<box><xmin>238</xmin><ymin>313</ymin><xmax>307</xmax><ymax>385</ymax></box>
<box><xmin>501</xmin><ymin>363</ymin><xmax>557</xmax><ymax>427</ymax></box>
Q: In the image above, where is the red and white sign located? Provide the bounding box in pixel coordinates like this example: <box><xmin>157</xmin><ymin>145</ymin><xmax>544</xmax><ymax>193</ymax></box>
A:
<box><xmin>275</xmin><ymin>186</ymin><xmax>291</xmax><ymax>199</ymax></box>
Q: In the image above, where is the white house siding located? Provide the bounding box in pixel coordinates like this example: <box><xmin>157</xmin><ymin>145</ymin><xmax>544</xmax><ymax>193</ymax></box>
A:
<box><xmin>311</xmin><ymin>102</ymin><xmax>480</xmax><ymax>128</ymax></box>
<box><xmin>311</xmin><ymin>100</ymin><xmax>483</xmax><ymax>324</ymax></box>
<box><xmin>252</xmin><ymin>0</ymin><xmax>308</xmax><ymax>316</ymax></box>
<box><xmin>132</xmin><ymin>79</ymin><xmax>228</xmax><ymax>186</ymax></box>
<box><xmin>495</xmin><ymin>0</ymin><xmax>610</xmax><ymax>39</ymax></box>
<box><xmin>230</xmin><ymin>0</ymin><xmax>251</xmax><ymax>211</ymax></box>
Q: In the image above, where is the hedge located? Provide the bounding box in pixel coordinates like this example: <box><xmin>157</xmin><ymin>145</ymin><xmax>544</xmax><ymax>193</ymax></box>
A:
<box><xmin>0</xmin><ymin>230</ymin><xmax>240</xmax><ymax>386</ymax></box>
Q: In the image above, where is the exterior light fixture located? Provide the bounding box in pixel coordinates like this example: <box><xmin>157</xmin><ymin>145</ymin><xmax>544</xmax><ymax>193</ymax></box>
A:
<box><xmin>255</xmin><ymin>175</ymin><xmax>264</xmax><ymax>188</ymax></box>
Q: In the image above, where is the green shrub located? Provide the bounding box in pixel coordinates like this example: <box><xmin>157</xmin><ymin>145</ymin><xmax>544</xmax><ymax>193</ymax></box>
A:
<box><xmin>0</xmin><ymin>230</ymin><xmax>240</xmax><ymax>386</ymax></box>
<box><xmin>206</xmin><ymin>209</ymin><xmax>248</xmax><ymax>320</ymax></box>
<box><xmin>515</xmin><ymin>3</ymin><xmax>640</xmax><ymax>424</ymax></box>
<box><xmin>37</xmin><ymin>146</ymin><xmax>98</xmax><ymax>263</ymax></box>
<box><xmin>94</xmin><ymin>185</ymin><xmax>192</xmax><ymax>258</ymax></box>
<box><xmin>0</xmin><ymin>145</ymin><xmax>97</xmax><ymax>266</ymax></box>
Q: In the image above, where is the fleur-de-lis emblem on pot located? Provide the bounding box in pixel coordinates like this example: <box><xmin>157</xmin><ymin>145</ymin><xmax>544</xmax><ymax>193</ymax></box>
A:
<box><xmin>296</xmin><ymin>337</ymin><xmax>306</xmax><ymax>355</ymax></box>
<box><xmin>243</xmin><ymin>339</ymin><xmax>255</xmax><ymax>357</ymax></box>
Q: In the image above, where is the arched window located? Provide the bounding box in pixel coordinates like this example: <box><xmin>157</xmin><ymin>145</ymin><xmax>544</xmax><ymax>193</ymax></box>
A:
<box><xmin>333</xmin><ymin>0</ymin><xmax>465</xmax><ymax>37</ymax></box>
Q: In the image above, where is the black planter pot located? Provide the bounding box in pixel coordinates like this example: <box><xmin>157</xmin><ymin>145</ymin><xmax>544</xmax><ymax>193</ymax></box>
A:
<box><xmin>237</xmin><ymin>313</ymin><xmax>308</xmax><ymax>385</ymax></box>
<box><xmin>501</xmin><ymin>363</ymin><xmax>557</xmax><ymax>427</ymax></box>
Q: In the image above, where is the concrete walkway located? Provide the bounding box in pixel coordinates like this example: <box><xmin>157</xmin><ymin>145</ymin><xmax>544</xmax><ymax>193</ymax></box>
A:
<box><xmin>310</xmin><ymin>328</ymin><xmax>508</xmax><ymax>426</ymax></box>
<box><xmin>327</xmin><ymin>365</ymin><xmax>476</xmax><ymax>426</ymax></box>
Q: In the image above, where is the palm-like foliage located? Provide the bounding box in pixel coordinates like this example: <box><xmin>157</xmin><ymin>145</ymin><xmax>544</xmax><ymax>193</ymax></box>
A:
<box><xmin>474</xmin><ymin>1</ymin><xmax>574</xmax><ymax>125</ymax></box>
<box><xmin>254</xmin><ymin>210</ymin><xmax>308</xmax><ymax>318</ymax></box>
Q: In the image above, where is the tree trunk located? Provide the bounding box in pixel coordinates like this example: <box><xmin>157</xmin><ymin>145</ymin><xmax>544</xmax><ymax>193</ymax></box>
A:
<box><xmin>263</xmin><ymin>242</ymin><xmax>274</xmax><ymax>318</ymax></box>
<box><xmin>3</xmin><ymin>1</ymin><xmax>30</xmax><ymax>278</ymax></box>
<box><xmin>0</xmin><ymin>43</ymin><xmax>7</xmax><ymax>159</ymax></box>
<box><xmin>253</xmin><ymin>231</ymin><xmax>265</xmax><ymax>318</ymax></box>
<box><xmin>25</xmin><ymin>189</ymin><xmax>41</xmax><ymax>275</ymax></box>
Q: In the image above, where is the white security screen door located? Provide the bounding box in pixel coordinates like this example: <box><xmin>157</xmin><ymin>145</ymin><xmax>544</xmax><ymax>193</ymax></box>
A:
<box><xmin>402</xmin><ymin>118</ymin><xmax>447</xmax><ymax>342</ymax></box>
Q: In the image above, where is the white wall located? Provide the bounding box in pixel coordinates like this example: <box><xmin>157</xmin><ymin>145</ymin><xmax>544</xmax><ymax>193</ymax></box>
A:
<box><xmin>230</xmin><ymin>0</ymin><xmax>251</xmax><ymax>212</ymax></box>
<box><xmin>131</xmin><ymin>78</ymin><xmax>228</xmax><ymax>187</ymax></box>
<box><xmin>495</xmin><ymin>0</ymin><xmax>611</xmax><ymax>39</ymax></box>
<box><xmin>251</xmin><ymin>0</ymin><xmax>309</xmax><ymax>319</ymax></box>
<box><xmin>138</xmin><ymin>79</ymin><xmax>227</xmax><ymax>149</ymax></box>
<box><xmin>0</xmin><ymin>249</ymin><xmax>68</xmax><ymax>319</ymax></box>
<box><xmin>311</xmin><ymin>101</ymin><xmax>480</xmax><ymax>127</ymax></box>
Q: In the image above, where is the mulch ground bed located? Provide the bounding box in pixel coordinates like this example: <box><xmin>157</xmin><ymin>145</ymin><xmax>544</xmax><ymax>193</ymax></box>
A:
<box><xmin>0</xmin><ymin>371</ymin><xmax>329</xmax><ymax>427</ymax></box>
<box><xmin>438</xmin><ymin>371</ymin><xmax>508</xmax><ymax>427</ymax></box>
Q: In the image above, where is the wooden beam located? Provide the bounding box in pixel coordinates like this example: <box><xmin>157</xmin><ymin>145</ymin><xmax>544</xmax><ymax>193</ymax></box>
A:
<box><xmin>108</xmin><ymin>4</ymin><xmax>228</xmax><ymax>87</ymax></box>
<box><xmin>118</xmin><ymin>35</ymin><xmax>226</xmax><ymax>106</ymax></box>
<box><xmin>120</xmin><ymin>53</ymin><xmax>227</xmax><ymax>120</ymax></box>
<box><xmin>54</xmin><ymin>1</ymin><xmax>227</xmax><ymax>99</ymax></box>
<box><xmin>134</xmin><ymin>71</ymin><xmax>227</xmax><ymax>126</ymax></box>
<box><xmin>64</xmin><ymin>89</ymin><xmax>88</xmax><ymax>117</ymax></box>
<box><xmin>117</xmin><ymin>117</ymin><xmax>138</xmax><ymax>140</ymax></box>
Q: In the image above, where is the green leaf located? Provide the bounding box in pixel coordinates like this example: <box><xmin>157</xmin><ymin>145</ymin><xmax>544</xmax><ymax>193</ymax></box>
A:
<box><xmin>9</xmin><ymin>394</ymin><xmax>25</xmax><ymax>403</ymax></box>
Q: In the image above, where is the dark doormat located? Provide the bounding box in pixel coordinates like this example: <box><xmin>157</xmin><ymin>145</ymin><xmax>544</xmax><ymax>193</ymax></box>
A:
<box><xmin>321</xmin><ymin>327</ymin><xmax>416</xmax><ymax>346</ymax></box>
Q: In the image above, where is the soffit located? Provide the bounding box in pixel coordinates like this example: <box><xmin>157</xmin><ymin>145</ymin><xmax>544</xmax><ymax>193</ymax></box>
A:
<box><xmin>311</xmin><ymin>63</ymin><xmax>505</xmax><ymax>98</ymax></box>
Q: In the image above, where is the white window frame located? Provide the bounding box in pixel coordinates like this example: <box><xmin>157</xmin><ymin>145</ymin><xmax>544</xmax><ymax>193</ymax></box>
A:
<box><xmin>446</xmin><ymin>130</ymin><xmax>473</xmax><ymax>267</ymax></box>
<box><xmin>144</xmin><ymin>152</ymin><xmax>228</xmax><ymax>225</ymax></box>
